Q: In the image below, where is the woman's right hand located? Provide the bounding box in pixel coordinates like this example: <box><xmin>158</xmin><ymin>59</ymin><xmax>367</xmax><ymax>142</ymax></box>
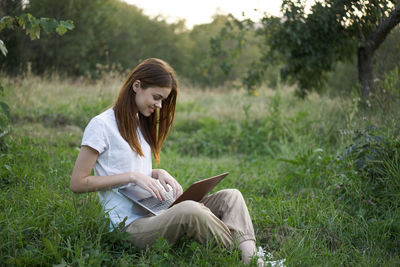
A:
<box><xmin>130</xmin><ymin>172</ymin><xmax>166</xmax><ymax>201</ymax></box>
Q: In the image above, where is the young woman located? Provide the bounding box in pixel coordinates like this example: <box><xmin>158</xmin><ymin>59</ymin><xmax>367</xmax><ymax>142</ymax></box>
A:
<box><xmin>70</xmin><ymin>58</ymin><xmax>263</xmax><ymax>265</ymax></box>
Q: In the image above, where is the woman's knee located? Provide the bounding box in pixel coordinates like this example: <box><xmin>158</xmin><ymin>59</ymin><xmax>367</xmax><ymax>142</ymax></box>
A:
<box><xmin>219</xmin><ymin>188</ymin><xmax>243</xmax><ymax>200</ymax></box>
<box><xmin>172</xmin><ymin>200</ymin><xmax>210</xmax><ymax>218</ymax></box>
<box><xmin>171</xmin><ymin>201</ymin><xmax>222</xmax><ymax>229</ymax></box>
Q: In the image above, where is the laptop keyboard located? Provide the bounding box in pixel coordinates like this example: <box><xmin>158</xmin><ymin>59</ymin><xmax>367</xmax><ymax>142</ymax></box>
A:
<box><xmin>139</xmin><ymin>189</ymin><xmax>175</xmax><ymax>213</ymax></box>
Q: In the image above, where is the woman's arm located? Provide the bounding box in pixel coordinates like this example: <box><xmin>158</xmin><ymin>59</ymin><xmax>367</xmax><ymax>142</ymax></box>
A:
<box><xmin>70</xmin><ymin>146</ymin><xmax>167</xmax><ymax>200</ymax></box>
<box><xmin>70</xmin><ymin>146</ymin><xmax>134</xmax><ymax>193</ymax></box>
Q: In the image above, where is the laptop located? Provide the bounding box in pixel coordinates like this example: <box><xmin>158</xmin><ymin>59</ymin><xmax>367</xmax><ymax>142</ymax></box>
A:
<box><xmin>118</xmin><ymin>172</ymin><xmax>229</xmax><ymax>215</ymax></box>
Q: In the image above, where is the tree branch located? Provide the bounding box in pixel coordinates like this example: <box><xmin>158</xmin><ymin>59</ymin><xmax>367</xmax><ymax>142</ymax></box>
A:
<box><xmin>367</xmin><ymin>5</ymin><xmax>400</xmax><ymax>52</ymax></box>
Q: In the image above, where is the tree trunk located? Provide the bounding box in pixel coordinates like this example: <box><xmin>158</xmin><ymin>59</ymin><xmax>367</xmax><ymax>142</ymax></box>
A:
<box><xmin>357</xmin><ymin>47</ymin><xmax>374</xmax><ymax>97</ymax></box>
<box><xmin>357</xmin><ymin>5</ymin><xmax>400</xmax><ymax>97</ymax></box>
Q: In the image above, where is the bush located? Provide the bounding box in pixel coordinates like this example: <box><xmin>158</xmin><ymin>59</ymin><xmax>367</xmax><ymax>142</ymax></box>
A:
<box><xmin>340</xmin><ymin>124</ymin><xmax>400</xmax><ymax>183</ymax></box>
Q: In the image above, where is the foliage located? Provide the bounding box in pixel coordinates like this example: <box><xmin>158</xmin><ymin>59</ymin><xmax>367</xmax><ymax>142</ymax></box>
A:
<box><xmin>248</xmin><ymin>0</ymin><xmax>400</xmax><ymax>97</ymax></box>
<box><xmin>326</xmin><ymin>60</ymin><xmax>358</xmax><ymax>96</ymax></box>
<box><xmin>340</xmin><ymin>125</ymin><xmax>400</xmax><ymax>181</ymax></box>
<box><xmin>0</xmin><ymin>13</ymin><xmax>74</xmax><ymax>56</ymax></box>
<box><xmin>241</xmin><ymin>59</ymin><xmax>269</xmax><ymax>94</ymax></box>
<box><xmin>192</xmin><ymin>14</ymin><xmax>278</xmax><ymax>93</ymax></box>
<box><xmin>204</xmin><ymin>15</ymin><xmax>255</xmax><ymax>87</ymax></box>
<box><xmin>0</xmin><ymin>1</ymin><xmax>265</xmax><ymax>88</ymax></box>
<box><xmin>186</xmin><ymin>14</ymin><xmax>262</xmax><ymax>88</ymax></box>
<box><xmin>0</xmin><ymin>0</ymin><xmax>191</xmax><ymax>77</ymax></box>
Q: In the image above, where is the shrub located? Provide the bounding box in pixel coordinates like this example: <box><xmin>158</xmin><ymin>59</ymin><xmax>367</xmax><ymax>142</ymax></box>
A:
<box><xmin>340</xmin><ymin>124</ymin><xmax>400</xmax><ymax>183</ymax></box>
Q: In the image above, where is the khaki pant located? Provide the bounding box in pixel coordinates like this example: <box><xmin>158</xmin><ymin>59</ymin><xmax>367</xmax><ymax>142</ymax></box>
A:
<box><xmin>124</xmin><ymin>189</ymin><xmax>256</xmax><ymax>249</ymax></box>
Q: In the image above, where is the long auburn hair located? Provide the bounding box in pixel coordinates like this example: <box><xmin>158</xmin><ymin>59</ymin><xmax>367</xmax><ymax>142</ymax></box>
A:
<box><xmin>114</xmin><ymin>58</ymin><xmax>177</xmax><ymax>164</ymax></box>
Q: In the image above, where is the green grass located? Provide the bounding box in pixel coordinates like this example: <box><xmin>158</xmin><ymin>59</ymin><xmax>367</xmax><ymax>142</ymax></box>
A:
<box><xmin>1</xmin><ymin>75</ymin><xmax>399</xmax><ymax>266</ymax></box>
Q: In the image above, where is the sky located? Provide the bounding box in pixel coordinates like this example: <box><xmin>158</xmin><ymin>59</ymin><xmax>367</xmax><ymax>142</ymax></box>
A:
<box><xmin>123</xmin><ymin>0</ymin><xmax>283</xmax><ymax>29</ymax></box>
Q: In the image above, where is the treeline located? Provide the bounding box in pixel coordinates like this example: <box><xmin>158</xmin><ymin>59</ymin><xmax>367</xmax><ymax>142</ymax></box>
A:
<box><xmin>0</xmin><ymin>0</ymin><xmax>260</xmax><ymax>87</ymax></box>
<box><xmin>1</xmin><ymin>0</ymin><xmax>399</xmax><ymax>94</ymax></box>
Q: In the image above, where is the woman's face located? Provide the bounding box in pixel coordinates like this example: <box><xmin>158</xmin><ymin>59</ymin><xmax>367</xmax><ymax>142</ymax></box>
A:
<box><xmin>133</xmin><ymin>80</ymin><xmax>172</xmax><ymax>117</ymax></box>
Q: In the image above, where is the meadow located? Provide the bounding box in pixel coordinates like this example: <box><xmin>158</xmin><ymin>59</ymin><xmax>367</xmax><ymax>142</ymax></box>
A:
<box><xmin>0</xmin><ymin>74</ymin><xmax>399</xmax><ymax>266</ymax></box>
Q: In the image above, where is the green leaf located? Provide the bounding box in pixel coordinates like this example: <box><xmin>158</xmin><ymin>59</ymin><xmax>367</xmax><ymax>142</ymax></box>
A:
<box><xmin>0</xmin><ymin>40</ymin><xmax>7</xmax><ymax>56</ymax></box>
<box><xmin>24</xmin><ymin>14</ymin><xmax>41</xmax><ymax>40</ymax></box>
<box><xmin>26</xmin><ymin>24</ymin><xmax>41</xmax><ymax>40</ymax></box>
<box><xmin>0</xmin><ymin>102</ymin><xmax>10</xmax><ymax>118</ymax></box>
<box><xmin>56</xmin><ymin>25</ymin><xmax>67</xmax><ymax>36</ymax></box>
<box><xmin>60</xmin><ymin>20</ymin><xmax>74</xmax><ymax>30</ymax></box>
<box><xmin>17</xmin><ymin>13</ymin><xmax>27</xmax><ymax>27</ymax></box>
<box><xmin>40</xmin><ymin>18</ymin><xmax>58</xmax><ymax>33</ymax></box>
<box><xmin>0</xmin><ymin>16</ymin><xmax>14</xmax><ymax>30</ymax></box>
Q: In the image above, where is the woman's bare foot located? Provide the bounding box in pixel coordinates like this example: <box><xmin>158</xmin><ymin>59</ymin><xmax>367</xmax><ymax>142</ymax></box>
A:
<box><xmin>238</xmin><ymin>240</ymin><xmax>264</xmax><ymax>265</ymax></box>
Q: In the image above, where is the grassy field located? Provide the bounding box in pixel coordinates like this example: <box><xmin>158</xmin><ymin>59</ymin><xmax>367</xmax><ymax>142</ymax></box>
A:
<box><xmin>0</xmin><ymin>74</ymin><xmax>399</xmax><ymax>266</ymax></box>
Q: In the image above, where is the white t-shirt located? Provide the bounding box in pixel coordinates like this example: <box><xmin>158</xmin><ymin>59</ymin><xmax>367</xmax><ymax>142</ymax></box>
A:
<box><xmin>81</xmin><ymin>108</ymin><xmax>152</xmax><ymax>228</ymax></box>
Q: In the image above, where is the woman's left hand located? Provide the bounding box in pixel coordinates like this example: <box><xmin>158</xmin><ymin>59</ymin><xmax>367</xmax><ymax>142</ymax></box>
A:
<box><xmin>152</xmin><ymin>169</ymin><xmax>183</xmax><ymax>199</ymax></box>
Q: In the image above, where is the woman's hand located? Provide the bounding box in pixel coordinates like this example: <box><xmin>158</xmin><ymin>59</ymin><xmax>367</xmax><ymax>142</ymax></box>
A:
<box><xmin>131</xmin><ymin>172</ymin><xmax>168</xmax><ymax>201</ymax></box>
<box><xmin>152</xmin><ymin>169</ymin><xmax>183</xmax><ymax>199</ymax></box>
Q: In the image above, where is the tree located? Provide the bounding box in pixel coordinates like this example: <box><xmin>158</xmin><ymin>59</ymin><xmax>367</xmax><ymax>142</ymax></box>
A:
<box><xmin>1</xmin><ymin>0</ymin><xmax>193</xmax><ymax>78</ymax></box>
<box><xmin>188</xmin><ymin>14</ymin><xmax>261</xmax><ymax>88</ymax></box>
<box><xmin>257</xmin><ymin>0</ymin><xmax>400</xmax><ymax>97</ymax></box>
